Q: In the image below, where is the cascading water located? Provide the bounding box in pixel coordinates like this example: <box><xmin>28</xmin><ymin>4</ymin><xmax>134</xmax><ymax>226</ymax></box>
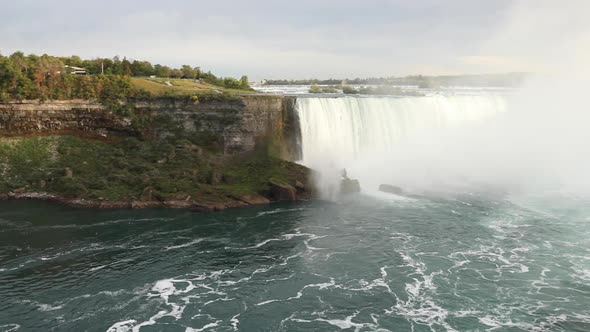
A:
<box><xmin>295</xmin><ymin>94</ymin><xmax>508</xmax><ymax>199</ymax></box>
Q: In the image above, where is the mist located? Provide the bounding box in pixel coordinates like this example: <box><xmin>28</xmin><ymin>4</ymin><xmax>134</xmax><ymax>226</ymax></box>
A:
<box><xmin>296</xmin><ymin>0</ymin><xmax>590</xmax><ymax>198</ymax></box>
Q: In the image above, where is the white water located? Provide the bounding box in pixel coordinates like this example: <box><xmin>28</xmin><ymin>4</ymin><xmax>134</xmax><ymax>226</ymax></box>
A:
<box><xmin>296</xmin><ymin>94</ymin><xmax>508</xmax><ymax>199</ymax></box>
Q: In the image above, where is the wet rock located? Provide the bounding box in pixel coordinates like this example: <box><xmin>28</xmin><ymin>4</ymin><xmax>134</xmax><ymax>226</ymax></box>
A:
<box><xmin>13</xmin><ymin>188</ymin><xmax>27</xmax><ymax>194</ymax></box>
<box><xmin>379</xmin><ymin>184</ymin><xmax>403</xmax><ymax>195</ymax></box>
<box><xmin>341</xmin><ymin>178</ymin><xmax>361</xmax><ymax>194</ymax></box>
<box><xmin>209</xmin><ymin>171</ymin><xmax>223</xmax><ymax>185</ymax></box>
<box><xmin>163</xmin><ymin>200</ymin><xmax>192</xmax><ymax>209</ymax></box>
<box><xmin>269</xmin><ymin>181</ymin><xmax>297</xmax><ymax>201</ymax></box>
<box><xmin>130</xmin><ymin>201</ymin><xmax>158</xmax><ymax>209</ymax></box>
<box><xmin>191</xmin><ymin>202</ymin><xmax>227</xmax><ymax>212</ymax></box>
<box><xmin>295</xmin><ymin>180</ymin><xmax>306</xmax><ymax>192</ymax></box>
<box><xmin>239</xmin><ymin>194</ymin><xmax>270</xmax><ymax>205</ymax></box>
<box><xmin>141</xmin><ymin>186</ymin><xmax>155</xmax><ymax>201</ymax></box>
<box><xmin>177</xmin><ymin>143</ymin><xmax>203</xmax><ymax>157</ymax></box>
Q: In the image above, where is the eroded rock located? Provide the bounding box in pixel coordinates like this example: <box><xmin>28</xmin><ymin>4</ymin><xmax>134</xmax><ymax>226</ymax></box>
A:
<box><xmin>379</xmin><ymin>184</ymin><xmax>403</xmax><ymax>195</ymax></box>
<box><xmin>341</xmin><ymin>178</ymin><xmax>361</xmax><ymax>194</ymax></box>
<box><xmin>239</xmin><ymin>194</ymin><xmax>271</xmax><ymax>205</ymax></box>
<box><xmin>269</xmin><ymin>181</ymin><xmax>297</xmax><ymax>201</ymax></box>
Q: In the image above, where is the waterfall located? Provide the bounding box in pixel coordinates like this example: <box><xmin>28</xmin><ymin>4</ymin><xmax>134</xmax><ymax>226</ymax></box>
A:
<box><xmin>295</xmin><ymin>94</ymin><xmax>508</xmax><ymax>199</ymax></box>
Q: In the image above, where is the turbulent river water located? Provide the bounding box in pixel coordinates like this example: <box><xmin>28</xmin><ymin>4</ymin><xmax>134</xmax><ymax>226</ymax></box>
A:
<box><xmin>1</xmin><ymin>194</ymin><xmax>590</xmax><ymax>331</ymax></box>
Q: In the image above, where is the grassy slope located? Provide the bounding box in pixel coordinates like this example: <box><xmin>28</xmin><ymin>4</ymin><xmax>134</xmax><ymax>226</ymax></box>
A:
<box><xmin>0</xmin><ymin>136</ymin><xmax>307</xmax><ymax>203</ymax></box>
<box><xmin>131</xmin><ymin>78</ymin><xmax>255</xmax><ymax>96</ymax></box>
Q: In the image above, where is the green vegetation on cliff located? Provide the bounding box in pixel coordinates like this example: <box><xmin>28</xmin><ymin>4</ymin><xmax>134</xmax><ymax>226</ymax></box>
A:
<box><xmin>0</xmin><ymin>51</ymin><xmax>252</xmax><ymax>102</ymax></box>
<box><xmin>0</xmin><ymin>135</ymin><xmax>308</xmax><ymax>204</ymax></box>
<box><xmin>130</xmin><ymin>77</ymin><xmax>255</xmax><ymax>98</ymax></box>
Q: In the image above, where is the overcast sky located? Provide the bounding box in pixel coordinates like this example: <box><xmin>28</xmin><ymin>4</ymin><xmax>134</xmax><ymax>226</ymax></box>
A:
<box><xmin>1</xmin><ymin>0</ymin><xmax>588</xmax><ymax>79</ymax></box>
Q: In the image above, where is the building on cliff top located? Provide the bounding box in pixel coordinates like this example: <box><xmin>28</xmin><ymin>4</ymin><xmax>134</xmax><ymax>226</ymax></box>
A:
<box><xmin>64</xmin><ymin>65</ymin><xmax>87</xmax><ymax>75</ymax></box>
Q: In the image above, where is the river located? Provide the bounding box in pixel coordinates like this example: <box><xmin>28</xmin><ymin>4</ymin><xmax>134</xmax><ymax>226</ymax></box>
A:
<box><xmin>1</xmin><ymin>193</ymin><xmax>590</xmax><ymax>331</ymax></box>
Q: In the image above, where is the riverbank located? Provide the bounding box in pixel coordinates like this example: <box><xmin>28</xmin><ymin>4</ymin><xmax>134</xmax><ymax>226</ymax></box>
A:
<box><xmin>0</xmin><ymin>186</ymin><xmax>310</xmax><ymax>211</ymax></box>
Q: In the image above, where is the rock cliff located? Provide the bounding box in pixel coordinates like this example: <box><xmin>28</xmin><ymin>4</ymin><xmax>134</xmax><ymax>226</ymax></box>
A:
<box><xmin>0</xmin><ymin>95</ymin><xmax>301</xmax><ymax>157</ymax></box>
<box><xmin>0</xmin><ymin>95</ymin><xmax>309</xmax><ymax>210</ymax></box>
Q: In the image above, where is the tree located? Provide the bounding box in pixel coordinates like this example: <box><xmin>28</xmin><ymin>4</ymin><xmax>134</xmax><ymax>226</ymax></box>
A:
<box><xmin>154</xmin><ymin>64</ymin><xmax>171</xmax><ymax>78</ymax></box>
<box><xmin>121</xmin><ymin>57</ymin><xmax>132</xmax><ymax>76</ymax></box>
<box><xmin>181</xmin><ymin>65</ymin><xmax>196</xmax><ymax>79</ymax></box>
<box><xmin>170</xmin><ymin>69</ymin><xmax>183</xmax><ymax>79</ymax></box>
<box><xmin>239</xmin><ymin>75</ymin><xmax>249</xmax><ymax>89</ymax></box>
<box><xmin>110</xmin><ymin>56</ymin><xmax>122</xmax><ymax>75</ymax></box>
<box><xmin>131</xmin><ymin>60</ymin><xmax>154</xmax><ymax>77</ymax></box>
<box><xmin>65</xmin><ymin>55</ymin><xmax>83</xmax><ymax>67</ymax></box>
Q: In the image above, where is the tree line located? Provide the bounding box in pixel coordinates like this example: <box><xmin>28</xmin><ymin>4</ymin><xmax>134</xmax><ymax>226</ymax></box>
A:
<box><xmin>0</xmin><ymin>51</ymin><xmax>250</xmax><ymax>101</ymax></box>
<box><xmin>265</xmin><ymin>73</ymin><xmax>527</xmax><ymax>88</ymax></box>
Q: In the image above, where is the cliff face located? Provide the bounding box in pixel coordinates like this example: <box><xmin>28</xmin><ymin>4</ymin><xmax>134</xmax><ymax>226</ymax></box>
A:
<box><xmin>0</xmin><ymin>95</ymin><xmax>301</xmax><ymax>157</ymax></box>
<box><xmin>0</xmin><ymin>95</ymin><xmax>309</xmax><ymax>210</ymax></box>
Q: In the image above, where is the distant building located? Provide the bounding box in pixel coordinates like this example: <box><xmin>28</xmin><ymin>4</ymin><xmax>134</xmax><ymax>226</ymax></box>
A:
<box><xmin>250</xmin><ymin>79</ymin><xmax>266</xmax><ymax>87</ymax></box>
<box><xmin>64</xmin><ymin>65</ymin><xmax>87</xmax><ymax>75</ymax></box>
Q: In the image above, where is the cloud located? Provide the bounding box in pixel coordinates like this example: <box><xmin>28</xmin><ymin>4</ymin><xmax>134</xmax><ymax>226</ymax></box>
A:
<box><xmin>2</xmin><ymin>0</ymin><xmax>583</xmax><ymax>79</ymax></box>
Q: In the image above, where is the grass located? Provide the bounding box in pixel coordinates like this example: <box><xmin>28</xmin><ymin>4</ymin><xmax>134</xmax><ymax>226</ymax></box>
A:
<box><xmin>131</xmin><ymin>77</ymin><xmax>256</xmax><ymax>97</ymax></box>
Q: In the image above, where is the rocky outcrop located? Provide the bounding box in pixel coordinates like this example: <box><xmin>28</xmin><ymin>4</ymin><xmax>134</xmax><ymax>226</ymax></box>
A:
<box><xmin>269</xmin><ymin>181</ymin><xmax>297</xmax><ymax>201</ymax></box>
<box><xmin>0</xmin><ymin>179</ymin><xmax>313</xmax><ymax>211</ymax></box>
<box><xmin>239</xmin><ymin>194</ymin><xmax>271</xmax><ymax>205</ymax></box>
<box><xmin>0</xmin><ymin>100</ymin><xmax>132</xmax><ymax>137</ymax></box>
<box><xmin>378</xmin><ymin>184</ymin><xmax>403</xmax><ymax>195</ymax></box>
<box><xmin>340</xmin><ymin>169</ymin><xmax>361</xmax><ymax>194</ymax></box>
<box><xmin>341</xmin><ymin>178</ymin><xmax>361</xmax><ymax>194</ymax></box>
<box><xmin>0</xmin><ymin>95</ymin><xmax>301</xmax><ymax>155</ymax></box>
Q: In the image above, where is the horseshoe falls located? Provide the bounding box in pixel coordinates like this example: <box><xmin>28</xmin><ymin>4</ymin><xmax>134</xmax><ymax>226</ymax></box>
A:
<box><xmin>295</xmin><ymin>94</ymin><xmax>508</xmax><ymax>199</ymax></box>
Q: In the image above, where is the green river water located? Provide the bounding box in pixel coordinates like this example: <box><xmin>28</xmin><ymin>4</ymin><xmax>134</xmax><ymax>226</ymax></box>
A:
<box><xmin>1</xmin><ymin>192</ymin><xmax>589</xmax><ymax>331</ymax></box>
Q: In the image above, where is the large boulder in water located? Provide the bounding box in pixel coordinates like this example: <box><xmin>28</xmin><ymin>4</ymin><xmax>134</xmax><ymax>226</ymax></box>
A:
<box><xmin>379</xmin><ymin>184</ymin><xmax>403</xmax><ymax>195</ymax></box>
<box><xmin>341</xmin><ymin>178</ymin><xmax>361</xmax><ymax>194</ymax></box>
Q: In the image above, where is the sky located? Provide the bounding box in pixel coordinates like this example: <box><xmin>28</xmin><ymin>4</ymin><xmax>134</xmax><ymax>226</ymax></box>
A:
<box><xmin>0</xmin><ymin>0</ymin><xmax>588</xmax><ymax>79</ymax></box>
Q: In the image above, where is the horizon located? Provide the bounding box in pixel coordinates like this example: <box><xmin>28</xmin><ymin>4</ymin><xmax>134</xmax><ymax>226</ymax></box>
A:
<box><xmin>0</xmin><ymin>49</ymin><xmax>529</xmax><ymax>82</ymax></box>
<box><xmin>2</xmin><ymin>0</ymin><xmax>587</xmax><ymax>80</ymax></box>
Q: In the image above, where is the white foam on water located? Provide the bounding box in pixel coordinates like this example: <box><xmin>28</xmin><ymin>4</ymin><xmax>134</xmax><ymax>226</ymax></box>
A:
<box><xmin>282</xmin><ymin>311</ymin><xmax>387</xmax><ymax>332</ymax></box>
<box><xmin>387</xmin><ymin>251</ymin><xmax>457</xmax><ymax>331</ymax></box>
<box><xmin>230</xmin><ymin>313</ymin><xmax>240</xmax><ymax>330</ymax></box>
<box><xmin>89</xmin><ymin>265</ymin><xmax>107</xmax><ymax>272</ymax></box>
<box><xmin>165</xmin><ymin>238</ymin><xmax>204</xmax><ymax>251</ymax></box>
<box><xmin>575</xmin><ymin>269</ymin><xmax>590</xmax><ymax>281</ymax></box>
<box><xmin>227</xmin><ymin>231</ymin><xmax>324</xmax><ymax>251</ymax></box>
<box><xmin>38</xmin><ymin>303</ymin><xmax>64</xmax><ymax>312</ymax></box>
<box><xmin>106</xmin><ymin>320</ymin><xmax>136</xmax><ymax>332</ymax></box>
<box><xmin>256</xmin><ymin>278</ymin><xmax>336</xmax><ymax>306</ymax></box>
<box><xmin>255</xmin><ymin>207</ymin><xmax>306</xmax><ymax>217</ymax></box>
<box><xmin>0</xmin><ymin>324</ymin><xmax>21</xmax><ymax>332</ymax></box>
<box><xmin>342</xmin><ymin>266</ymin><xmax>393</xmax><ymax>293</ymax></box>
<box><xmin>109</xmin><ymin>278</ymin><xmax>204</xmax><ymax>331</ymax></box>
<box><xmin>185</xmin><ymin>321</ymin><xmax>221</xmax><ymax>332</ymax></box>
<box><xmin>478</xmin><ymin>315</ymin><xmax>539</xmax><ymax>331</ymax></box>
